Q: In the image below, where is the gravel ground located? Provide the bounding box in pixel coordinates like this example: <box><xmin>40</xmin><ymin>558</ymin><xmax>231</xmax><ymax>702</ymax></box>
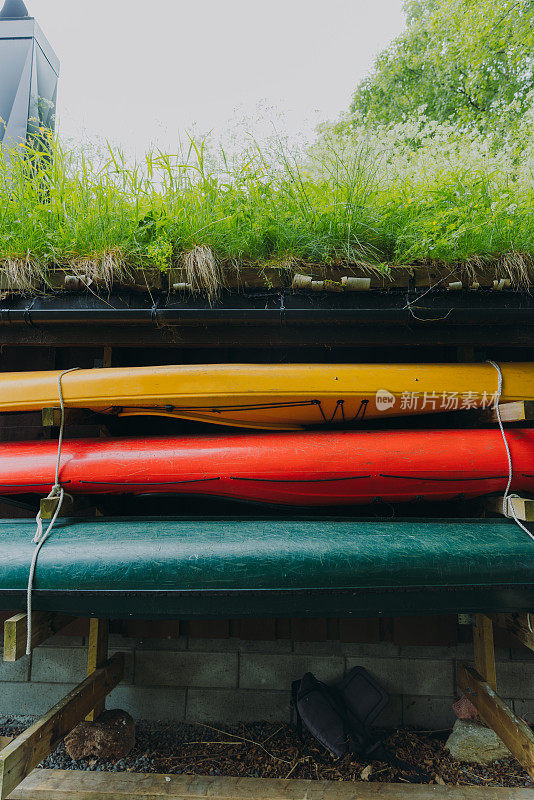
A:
<box><xmin>1</xmin><ymin>717</ymin><xmax>533</xmax><ymax>787</ymax></box>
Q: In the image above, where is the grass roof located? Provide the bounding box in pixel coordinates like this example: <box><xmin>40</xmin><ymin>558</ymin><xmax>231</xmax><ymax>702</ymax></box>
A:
<box><xmin>1</xmin><ymin>121</ymin><xmax>533</xmax><ymax>297</ymax></box>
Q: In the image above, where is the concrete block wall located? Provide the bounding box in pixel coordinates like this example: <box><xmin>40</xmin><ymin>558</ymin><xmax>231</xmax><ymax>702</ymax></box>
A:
<box><xmin>0</xmin><ymin>634</ymin><xmax>532</xmax><ymax>729</ymax></box>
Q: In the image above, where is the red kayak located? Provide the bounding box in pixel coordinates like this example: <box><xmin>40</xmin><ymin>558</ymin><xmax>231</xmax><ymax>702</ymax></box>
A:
<box><xmin>0</xmin><ymin>430</ymin><xmax>532</xmax><ymax>506</ymax></box>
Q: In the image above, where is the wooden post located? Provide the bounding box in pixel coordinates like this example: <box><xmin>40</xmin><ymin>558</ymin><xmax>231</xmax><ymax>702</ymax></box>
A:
<box><xmin>86</xmin><ymin>618</ymin><xmax>109</xmax><ymax>722</ymax></box>
<box><xmin>472</xmin><ymin>613</ymin><xmax>497</xmax><ymax>691</ymax></box>
<box><xmin>102</xmin><ymin>346</ymin><xmax>113</xmax><ymax>369</ymax></box>
<box><xmin>485</xmin><ymin>495</ymin><xmax>534</xmax><ymax>522</ymax></box>
<box><xmin>458</xmin><ymin>663</ymin><xmax>534</xmax><ymax>779</ymax></box>
<box><xmin>0</xmin><ymin>653</ymin><xmax>124</xmax><ymax>800</ymax></box>
<box><xmin>3</xmin><ymin>613</ymin><xmax>74</xmax><ymax>662</ymax></box>
<box><xmin>456</xmin><ymin>346</ymin><xmax>475</xmax><ymax>363</ymax></box>
<box><xmin>489</xmin><ymin>613</ymin><xmax>534</xmax><ymax>653</ymax></box>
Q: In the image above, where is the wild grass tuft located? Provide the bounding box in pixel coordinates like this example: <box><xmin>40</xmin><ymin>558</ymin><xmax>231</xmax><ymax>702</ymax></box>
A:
<box><xmin>0</xmin><ymin>115</ymin><xmax>533</xmax><ymax>293</ymax></box>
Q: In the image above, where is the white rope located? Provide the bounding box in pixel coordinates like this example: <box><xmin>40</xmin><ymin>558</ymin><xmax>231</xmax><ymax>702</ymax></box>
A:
<box><xmin>487</xmin><ymin>360</ymin><xmax>534</xmax><ymax>544</ymax></box>
<box><xmin>26</xmin><ymin>368</ymin><xmax>80</xmax><ymax>655</ymax></box>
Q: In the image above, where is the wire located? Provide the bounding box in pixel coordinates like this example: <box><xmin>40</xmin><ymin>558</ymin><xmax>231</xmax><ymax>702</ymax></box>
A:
<box><xmin>26</xmin><ymin>367</ymin><xmax>80</xmax><ymax>655</ymax></box>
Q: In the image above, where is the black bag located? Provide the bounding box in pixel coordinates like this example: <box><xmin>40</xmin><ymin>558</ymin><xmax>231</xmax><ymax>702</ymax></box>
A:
<box><xmin>291</xmin><ymin>666</ymin><xmax>388</xmax><ymax>759</ymax></box>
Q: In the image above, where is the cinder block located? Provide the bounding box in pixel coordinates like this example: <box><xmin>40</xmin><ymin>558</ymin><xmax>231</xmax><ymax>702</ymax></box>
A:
<box><xmin>497</xmin><ymin>660</ymin><xmax>534</xmax><ymax>698</ymax></box>
<box><xmin>399</xmin><ymin>646</ymin><xmax>457</xmax><ymax>659</ymax></box>
<box><xmin>0</xmin><ymin>682</ymin><xmax>75</xmax><ymax>716</ymax></box>
<box><xmin>455</xmin><ymin>643</ymin><xmax>511</xmax><ymax>661</ymax></box>
<box><xmin>403</xmin><ymin>695</ymin><xmax>456</xmax><ymax>729</ymax></box>
<box><xmin>293</xmin><ymin>641</ymin><xmax>342</xmax><ymax>656</ymax></box>
<box><xmin>135</xmin><ymin>637</ymin><xmax>187</xmax><ymax>651</ymax></box>
<box><xmin>341</xmin><ymin>642</ymin><xmax>399</xmax><ymax>658</ymax></box>
<box><xmin>31</xmin><ymin>647</ymin><xmax>88</xmax><ymax>683</ymax></box>
<box><xmin>186</xmin><ymin>689</ymin><xmax>291</xmax><ymax>723</ymax></box>
<box><xmin>346</xmin><ymin>657</ymin><xmax>454</xmax><ymax>696</ymax></box>
<box><xmin>237</xmin><ymin>640</ymin><xmax>293</xmax><ymax>654</ymax></box>
<box><xmin>31</xmin><ymin>647</ymin><xmax>134</xmax><ymax>684</ymax></box>
<box><xmin>374</xmin><ymin>694</ymin><xmax>402</xmax><ymax>728</ymax></box>
<box><xmin>107</xmin><ymin>685</ymin><xmax>186</xmax><ymax>722</ymax></box>
<box><xmin>190</xmin><ymin>638</ymin><xmax>293</xmax><ymax>653</ymax></box>
<box><xmin>0</xmin><ymin>651</ymin><xmax>30</xmax><ymax>682</ymax></box>
<box><xmin>40</xmin><ymin>635</ymin><xmax>86</xmax><ymax>648</ymax></box>
<box><xmin>135</xmin><ymin>650</ymin><xmax>237</xmax><ymax>688</ymax></box>
<box><xmin>513</xmin><ymin>698</ymin><xmax>534</xmax><ymax>723</ymax></box>
<box><xmin>239</xmin><ymin>654</ymin><xmax>344</xmax><ymax>690</ymax></box>
<box><xmin>510</xmin><ymin>646</ymin><xmax>534</xmax><ymax>661</ymax></box>
<box><xmin>186</xmin><ymin>637</ymin><xmax>240</xmax><ymax>652</ymax></box>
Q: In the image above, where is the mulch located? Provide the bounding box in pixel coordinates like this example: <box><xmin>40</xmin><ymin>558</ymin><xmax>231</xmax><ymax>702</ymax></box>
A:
<box><xmin>1</xmin><ymin>718</ymin><xmax>533</xmax><ymax>787</ymax></box>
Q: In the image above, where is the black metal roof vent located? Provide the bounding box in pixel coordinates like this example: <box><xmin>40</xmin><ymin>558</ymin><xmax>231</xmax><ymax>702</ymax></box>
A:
<box><xmin>0</xmin><ymin>0</ymin><xmax>29</xmax><ymax>18</ymax></box>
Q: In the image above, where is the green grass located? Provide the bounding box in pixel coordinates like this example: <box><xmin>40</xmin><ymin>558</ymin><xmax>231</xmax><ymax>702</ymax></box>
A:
<box><xmin>1</xmin><ymin>117</ymin><xmax>533</xmax><ymax>293</ymax></box>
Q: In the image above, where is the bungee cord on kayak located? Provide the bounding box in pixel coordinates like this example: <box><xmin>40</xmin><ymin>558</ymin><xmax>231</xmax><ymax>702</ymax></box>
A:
<box><xmin>26</xmin><ymin>367</ymin><xmax>79</xmax><ymax>655</ymax></box>
<box><xmin>487</xmin><ymin>360</ymin><xmax>534</xmax><ymax>545</ymax></box>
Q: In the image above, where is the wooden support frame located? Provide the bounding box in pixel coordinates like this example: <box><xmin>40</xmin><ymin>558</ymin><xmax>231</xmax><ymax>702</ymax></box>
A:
<box><xmin>3</xmin><ymin>612</ymin><xmax>74</xmax><ymax>662</ymax></box>
<box><xmin>9</xmin><ymin>768</ymin><xmax>534</xmax><ymax>800</ymax></box>
<box><xmin>0</xmin><ymin>653</ymin><xmax>124</xmax><ymax>800</ymax></box>
<box><xmin>457</xmin><ymin>663</ymin><xmax>534</xmax><ymax>779</ymax></box>
<box><xmin>472</xmin><ymin>613</ymin><xmax>497</xmax><ymax>691</ymax></box>
<box><xmin>485</xmin><ymin>495</ymin><xmax>534</xmax><ymax>522</ymax></box>
<box><xmin>86</xmin><ymin>618</ymin><xmax>109</xmax><ymax>721</ymax></box>
<box><xmin>484</xmin><ymin>400</ymin><xmax>534</xmax><ymax>423</ymax></box>
<box><xmin>41</xmin><ymin>408</ymin><xmax>89</xmax><ymax>427</ymax></box>
<box><xmin>489</xmin><ymin>613</ymin><xmax>534</xmax><ymax>653</ymax></box>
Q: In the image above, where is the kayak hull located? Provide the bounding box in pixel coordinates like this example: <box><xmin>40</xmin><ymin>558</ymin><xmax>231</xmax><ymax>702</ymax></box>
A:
<box><xmin>0</xmin><ymin>517</ymin><xmax>533</xmax><ymax>617</ymax></box>
<box><xmin>1</xmin><ymin>429</ymin><xmax>532</xmax><ymax>506</ymax></box>
<box><xmin>0</xmin><ymin>362</ymin><xmax>533</xmax><ymax>429</ymax></box>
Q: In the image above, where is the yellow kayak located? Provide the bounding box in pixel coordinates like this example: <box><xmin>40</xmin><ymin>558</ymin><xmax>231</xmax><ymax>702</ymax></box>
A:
<box><xmin>0</xmin><ymin>363</ymin><xmax>532</xmax><ymax>430</ymax></box>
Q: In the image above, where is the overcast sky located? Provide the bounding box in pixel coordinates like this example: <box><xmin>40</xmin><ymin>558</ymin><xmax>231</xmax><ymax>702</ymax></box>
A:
<box><xmin>30</xmin><ymin>0</ymin><xmax>406</xmax><ymax>156</ymax></box>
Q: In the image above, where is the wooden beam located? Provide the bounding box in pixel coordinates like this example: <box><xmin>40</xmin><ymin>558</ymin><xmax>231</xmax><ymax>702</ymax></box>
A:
<box><xmin>485</xmin><ymin>495</ymin><xmax>534</xmax><ymax>522</ymax></box>
<box><xmin>489</xmin><ymin>613</ymin><xmax>534</xmax><ymax>653</ymax></box>
<box><xmin>41</xmin><ymin>408</ymin><xmax>89</xmax><ymax>427</ymax></box>
<box><xmin>86</xmin><ymin>618</ymin><xmax>109</xmax><ymax>721</ymax></box>
<box><xmin>9</xmin><ymin>768</ymin><xmax>534</xmax><ymax>800</ymax></box>
<box><xmin>457</xmin><ymin>663</ymin><xmax>534</xmax><ymax>780</ymax></box>
<box><xmin>3</xmin><ymin>613</ymin><xmax>74</xmax><ymax>662</ymax></box>
<box><xmin>484</xmin><ymin>401</ymin><xmax>534</xmax><ymax>423</ymax></box>
<box><xmin>102</xmin><ymin>346</ymin><xmax>113</xmax><ymax>369</ymax></box>
<box><xmin>0</xmin><ymin>653</ymin><xmax>124</xmax><ymax>800</ymax></box>
<box><xmin>473</xmin><ymin>613</ymin><xmax>497</xmax><ymax>691</ymax></box>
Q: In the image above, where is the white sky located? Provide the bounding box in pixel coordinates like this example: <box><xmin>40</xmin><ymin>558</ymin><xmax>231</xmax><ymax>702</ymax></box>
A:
<box><xmin>29</xmin><ymin>0</ymin><xmax>406</xmax><ymax>156</ymax></box>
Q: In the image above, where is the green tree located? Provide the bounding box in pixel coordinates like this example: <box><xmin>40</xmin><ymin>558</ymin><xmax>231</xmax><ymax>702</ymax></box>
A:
<box><xmin>350</xmin><ymin>0</ymin><xmax>534</xmax><ymax>133</ymax></box>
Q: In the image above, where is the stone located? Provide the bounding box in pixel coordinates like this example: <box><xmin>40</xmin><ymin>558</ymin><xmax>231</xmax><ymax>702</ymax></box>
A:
<box><xmin>64</xmin><ymin>709</ymin><xmax>135</xmax><ymax>761</ymax></box>
<box><xmin>445</xmin><ymin>719</ymin><xmax>511</xmax><ymax>764</ymax></box>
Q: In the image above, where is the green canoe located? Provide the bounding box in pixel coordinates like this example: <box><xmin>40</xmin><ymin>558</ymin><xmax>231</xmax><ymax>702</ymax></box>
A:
<box><xmin>0</xmin><ymin>517</ymin><xmax>532</xmax><ymax>619</ymax></box>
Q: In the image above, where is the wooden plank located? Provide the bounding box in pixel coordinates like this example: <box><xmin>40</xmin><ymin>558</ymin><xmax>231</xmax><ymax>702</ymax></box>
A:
<box><xmin>484</xmin><ymin>401</ymin><xmax>534</xmax><ymax>423</ymax></box>
<box><xmin>41</xmin><ymin>408</ymin><xmax>89</xmax><ymax>427</ymax></box>
<box><xmin>9</xmin><ymin>768</ymin><xmax>534</xmax><ymax>800</ymax></box>
<box><xmin>86</xmin><ymin>619</ymin><xmax>109</xmax><ymax>722</ymax></box>
<box><xmin>457</xmin><ymin>663</ymin><xmax>534</xmax><ymax>780</ymax></box>
<box><xmin>489</xmin><ymin>613</ymin><xmax>534</xmax><ymax>653</ymax></box>
<box><xmin>473</xmin><ymin>613</ymin><xmax>497</xmax><ymax>691</ymax></box>
<box><xmin>486</xmin><ymin>495</ymin><xmax>534</xmax><ymax>522</ymax></box>
<box><xmin>0</xmin><ymin>653</ymin><xmax>124</xmax><ymax>800</ymax></box>
<box><xmin>3</xmin><ymin>613</ymin><xmax>75</xmax><ymax>662</ymax></box>
<box><xmin>0</xmin><ymin>739</ymin><xmax>12</xmax><ymax>752</ymax></box>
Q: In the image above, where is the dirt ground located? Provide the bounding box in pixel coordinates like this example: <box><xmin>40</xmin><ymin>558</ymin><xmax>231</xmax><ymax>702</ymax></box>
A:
<box><xmin>1</xmin><ymin>718</ymin><xmax>533</xmax><ymax>787</ymax></box>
